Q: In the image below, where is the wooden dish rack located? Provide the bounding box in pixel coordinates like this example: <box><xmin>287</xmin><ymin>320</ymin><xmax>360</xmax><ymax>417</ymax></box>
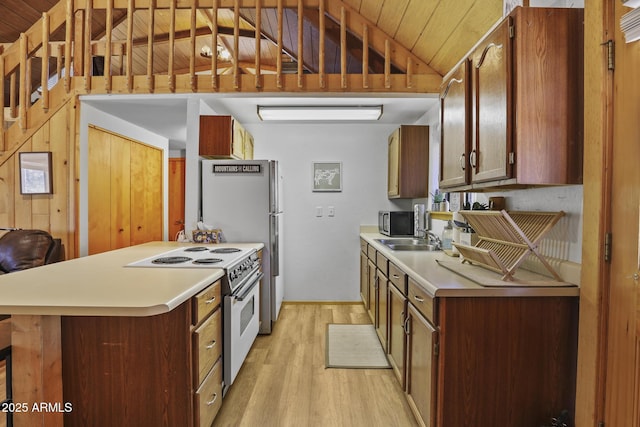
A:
<box><xmin>452</xmin><ymin>210</ymin><xmax>565</xmax><ymax>281</ymax></box>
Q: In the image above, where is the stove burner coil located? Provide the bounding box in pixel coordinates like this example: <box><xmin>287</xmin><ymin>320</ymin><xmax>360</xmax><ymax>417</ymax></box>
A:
<box><xmin>210</xmin><ymin>248</ymin><xmax>241</xmax><ymax>254</ymax></box>
<box><xmin>184</xmin><ymin>247</ymin><xmax>210</xmax><ymax>252</ymax></box>
<box><xmin>152</xmin><ymin>256</ymin><xmax>193</xmax><ymax>264</ymax></box>
<box><xmin>192</xmin><ymin>258</ymin><xmax>224</xmax><ymax>265</ymax></box>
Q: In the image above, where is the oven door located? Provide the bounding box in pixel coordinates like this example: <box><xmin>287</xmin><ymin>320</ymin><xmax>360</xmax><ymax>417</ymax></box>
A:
<box><xmin>223</xmin><ymin>270</ymin><xmax>263</xmax><ymax>391</ymax></box>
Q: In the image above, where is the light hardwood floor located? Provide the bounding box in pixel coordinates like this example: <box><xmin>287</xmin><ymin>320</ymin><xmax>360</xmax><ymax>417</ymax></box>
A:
<box><xmin>214</xmin><ymin>303</ymin><xmax>418</xmax><ymax>427</ymax></box>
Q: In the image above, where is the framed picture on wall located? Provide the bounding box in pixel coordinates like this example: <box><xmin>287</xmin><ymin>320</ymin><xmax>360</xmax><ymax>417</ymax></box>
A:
<box><xmin>19</xmin><ymin>152</ymin><xmax>53</xmax><ymax>195</ymax></box>
<box><xmin>312</xmin><ymin>162</ymin><xmax>342</xmax><ymax>192</ymax></box>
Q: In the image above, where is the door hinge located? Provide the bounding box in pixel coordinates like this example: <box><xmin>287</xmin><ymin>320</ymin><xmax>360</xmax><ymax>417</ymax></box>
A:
<box><xmin>434</xmin><ymin>342</ymin><xmax>440</xmax><ymax>357</ymax></box>
<box><xmin>508</xmin><ymin>152</ymin><xmax>515</xmax><ymax>165</ymax></box>
<box><xmin>604</xmin><ymin>232</ymin><xmax>612</xmax><ymax>263</ymax></box>
<box><xmin>509</xmin><ymin>24</ymin><xmax>515</xmax><ymax>38</ymax></box>
<box><xmin>598</xmin><ymin>422</ymin><xmax>605</xmax><ymax>427</ymax></box>
<box><xmin>602</xmin><ymin>40</ymin><xmax>614</xmax><ymax>70</ymax></box>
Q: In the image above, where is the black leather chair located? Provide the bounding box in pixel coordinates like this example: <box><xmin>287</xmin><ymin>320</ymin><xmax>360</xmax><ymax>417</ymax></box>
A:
<box><xmin>0</xmin><ymin>229</ymin><xmax>65</xmax><ymax>275</ymax></box>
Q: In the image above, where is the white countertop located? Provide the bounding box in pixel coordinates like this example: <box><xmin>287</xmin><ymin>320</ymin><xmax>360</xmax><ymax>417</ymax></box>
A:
<box><xmin>360</xmin><ymin>233</ymin><xmax>579</xmax><ymax>298</ymax></box>
<box><xmin>0</xmin><ymin>241</ymin><xmax>264</xmax><ymax>317</ymax></box>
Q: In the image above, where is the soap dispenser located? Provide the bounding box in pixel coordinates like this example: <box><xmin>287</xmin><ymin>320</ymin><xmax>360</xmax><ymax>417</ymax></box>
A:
<box><xmin>441</xmin><ymin>220</ymin><xmax>453</xmax><ymax>250</ymax></box>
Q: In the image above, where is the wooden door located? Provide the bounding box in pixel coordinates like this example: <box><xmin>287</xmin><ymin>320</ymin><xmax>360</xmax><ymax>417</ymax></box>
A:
<box><xmin>388</xmin><ymin>283</ymin><xmax>407</xmax><ymax>389</ymax></box>
<box><xmin>471</xmin><ymin>18</ymin><xmax>512</xmax><ymax>184</ymax></box>
<box><xmin>440</xmin><ymin>58</ymin><xmax>471</xmax><ymax>189</ymax></box>
<box><xmin>406</xmin><ymin>303</ymin><xmax>437</xmax><ymax>427</ymax></box>
<box><xmin>168</xmin><ymin>158</ymin><xmax>186</xmax><ymax>241</ymax></box>
<box><xmin>376</xmin><ymin>269</ymin><xmax>388</xmax><ymax>351</ymax></box>
<box><xmin>110</xmin><ymin>134</ymin><xmax>132</xmax><ymax>250</ymax></box>
<box><xmin>387</xmin><ymin>129</ymin><xmax>400</xmax><ymax>197</ymax></box>
<box><xmin>130</xmin><ymin>141</ymin><xmax>163</xmax><ymax>245</ymax></box>
<box><xmin>367</xmin><ymin>259</ymin><xmax>376</xmax><ymax>323</ymax></box>
<box><xmin>360</xmin><ymin>251</ymin><xmax>368</xmax><ymax>306</ymax></box>
<box><xmin>88</xmin><ymin>126</ymin><xmax>163</xmax><ymax>254</ymax></box>
<box><xmin>88</xmin><ymin>127</ymin><xmax>112</xmax><ymax>255</ymax></box>
<box><xmin>604</xmin><ymin>2</ymin><xmax>640</xmax><ymax>425</ymax></box>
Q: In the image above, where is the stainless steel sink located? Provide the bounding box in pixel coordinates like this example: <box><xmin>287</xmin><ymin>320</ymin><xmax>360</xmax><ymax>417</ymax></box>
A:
<box><xmin>375</xmin><ymin>238</ymin><xmax>440</xmax><ymax>251</ymax></box>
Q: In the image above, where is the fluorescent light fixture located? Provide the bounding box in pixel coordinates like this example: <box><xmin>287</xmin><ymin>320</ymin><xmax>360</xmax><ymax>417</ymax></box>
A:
<box><xmin>257</xmin><ymin>105</ymin><xmax>383</xmax><ymax>121</ymax></box>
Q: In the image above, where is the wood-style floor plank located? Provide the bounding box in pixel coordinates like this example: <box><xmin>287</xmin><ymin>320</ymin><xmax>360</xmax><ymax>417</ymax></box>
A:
<box><xmin>214</xmin><ymin>303</ymin><xmax>418</xmax><ymax>427</ymax></box>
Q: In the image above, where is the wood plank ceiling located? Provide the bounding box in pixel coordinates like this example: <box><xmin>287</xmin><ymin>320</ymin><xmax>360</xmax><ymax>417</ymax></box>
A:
<box><xmin>1</xmin><ymin>0</ymin><xmax>503</xmax><ymax>101</ymax></box>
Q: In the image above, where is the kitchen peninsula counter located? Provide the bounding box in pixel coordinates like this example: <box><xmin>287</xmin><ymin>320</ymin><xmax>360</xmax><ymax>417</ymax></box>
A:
<box><xmin>0</xmin><ymin>241</ymin><xmax>263</xmax><ymax>427</ymax></box>
<box><xmin>360</xmin><ymin>232</ymin><xmax>580</xmax><ymax>297</ymax></box>
<box><xmin>0</xmin><ymin>241</ymin><xmax>263</xmax><ymax>316</ymax></box>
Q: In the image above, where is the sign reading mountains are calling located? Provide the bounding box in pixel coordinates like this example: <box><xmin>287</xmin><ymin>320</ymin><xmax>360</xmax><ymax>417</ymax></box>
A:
<box><xmin>213</xmin><ymin>164</ymin><xmax>262</xmax><ymax>173</ymax></box>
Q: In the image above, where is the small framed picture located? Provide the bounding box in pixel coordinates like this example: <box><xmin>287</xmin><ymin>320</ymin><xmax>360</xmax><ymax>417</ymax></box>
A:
<box><xmin>312</xmin><ymin>162</ymin><xmax>342</xmax><ymax>192</ymax></box>
<box><xmin>19</xmin><ymin>152</ymin><xmax>53</xmax><ymax>195</ymax></box>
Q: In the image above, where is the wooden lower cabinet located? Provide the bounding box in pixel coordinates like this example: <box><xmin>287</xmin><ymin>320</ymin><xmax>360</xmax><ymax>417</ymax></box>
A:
<box><xmin>367</xmin><ymin>259</ymin><xmax>376</xmax><ymax>323</ymax></box>
<box><xmin>360</xmin><ymin>250</ymin><xmax>369</xmax><ymax>307</ymax></box>
<box><xmin>372</xmin><ymin>252</ymin><xmax>578</xmax><ymax>427</ymax></box>
<box><xmin>61</xmin><ymin>280</ymin><xmax>223</xmax><ymax>427</ymax></box>
<box><xmin>406</xmin><ymin>302</ymin><xmax>438</xmax><ymax>427</ymax></box>
<box><xmin>388</xmin><ymin>283</ymin><xmax>408</xmax><ymax>388</ymax></box>
<box><xmin>375</xmin><ymin>269</ymin><xmax>388</xmax><ymax>351</ymax></box>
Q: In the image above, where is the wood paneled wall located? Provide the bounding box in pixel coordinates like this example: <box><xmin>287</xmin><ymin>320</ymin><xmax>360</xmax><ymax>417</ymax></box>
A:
<box><xmin>0</xmin><ymin>99</ymin><xmax>75</xmax><ymax>258</ymax></box>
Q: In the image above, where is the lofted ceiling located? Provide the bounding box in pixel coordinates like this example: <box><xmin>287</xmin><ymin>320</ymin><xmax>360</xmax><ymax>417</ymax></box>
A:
<box><xmin>1</xmin><ymin>0</ymin><xmax>504</xmax><ymax>85</ymax></box>
<box><xmin>1</xmin><ymin>0</ymin><xmax>504</xmax><ymax>146</ymax></box>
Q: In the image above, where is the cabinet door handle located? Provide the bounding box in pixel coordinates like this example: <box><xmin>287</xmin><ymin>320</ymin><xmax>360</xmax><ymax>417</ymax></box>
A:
<box><xmin>392</xmin><ymin>274</ymin><xmax>400</xmax><ymax>279</ymax></box>
<box><xmin>475</xmin><ymin>42</ymin><xmax>503</xmax><ymax>69</ymax></box>
<box><xmin>403</xmin><ymin>316</ymin><xmax>411</xmax><ymax>335</ymax></box>
<box><xmin>459</xmin><ymin>153</ymin><xmax>466</xmax><ymax>171</ymax></box>
<box><xmin>414</xmin><ymin>295</ymin><xmax>425</xmax><ymax>303</ymax></box>
<box><xmin>206</xmin><ymin>340</ymin><xmax>217</xmax><ymax>349</ymax></box>
<box><xmin>469</xmin><ymin>150</ymin><xmax>477</xmax><ymax>168</ymax></box>
<box><xmin>374</xmin><ymin>275</ymin><xmax>379</xmax><ymax>289</ymax></box>
<box><xmin>442</xmin><ymin>77</ymin><xmax>463</xmax><ymax>100</ymax></box>
<box><xmin>205</xmin><ymin>296</ymin><xmax>216</xmax><ymax>304</ymax></box>
<box><xmin>206</xmin><ymin>393</ymin><xmax>219</xmax><ymax>406</ymax></box>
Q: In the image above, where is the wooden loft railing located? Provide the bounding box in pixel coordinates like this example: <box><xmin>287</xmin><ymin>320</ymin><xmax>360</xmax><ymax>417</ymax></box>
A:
<box><xmin>0</xmin><ymin>0</ymin><xmax>442</xmax><ymax>154</ymax></box>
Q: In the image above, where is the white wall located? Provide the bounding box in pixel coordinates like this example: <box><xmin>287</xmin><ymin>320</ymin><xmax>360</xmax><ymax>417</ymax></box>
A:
<box><xmin>248</xmin><ymin>123</ymin><xmax>412</xmax><ymax>301</ymax></box>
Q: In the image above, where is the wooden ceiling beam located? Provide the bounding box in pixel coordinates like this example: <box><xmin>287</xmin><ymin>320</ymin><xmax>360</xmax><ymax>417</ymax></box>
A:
<box><xmin>76</xmin><ymin>1</ymin><xmax>321</xmax><ymax>8</ymax></box>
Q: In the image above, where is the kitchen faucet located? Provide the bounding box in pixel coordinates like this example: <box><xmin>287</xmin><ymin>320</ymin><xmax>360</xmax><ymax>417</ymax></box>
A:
<box><xmin>426</xmin><ymin>231</ymin><xmax>442</xmax><ymax>249</ymax></box>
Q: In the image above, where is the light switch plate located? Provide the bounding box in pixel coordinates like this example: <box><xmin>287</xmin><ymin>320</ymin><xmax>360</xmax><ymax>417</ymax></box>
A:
<box><xmin>316</xmin><ymin>206</ymin><xmax>323</xmax><ymax>217</ymax></box>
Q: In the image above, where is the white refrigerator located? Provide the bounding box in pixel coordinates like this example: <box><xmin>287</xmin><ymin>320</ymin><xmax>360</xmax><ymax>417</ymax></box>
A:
<box><xmin>201</xmin><ymin>159</ymin><xmax>283</xmax><ymax>334</ymax></box>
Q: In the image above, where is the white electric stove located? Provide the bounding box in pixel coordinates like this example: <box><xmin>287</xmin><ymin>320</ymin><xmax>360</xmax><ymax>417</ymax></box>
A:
<box><xmin>126</xmin><ymin>245</ymin><xmax>254</xmax><ymax>270</ymax></box>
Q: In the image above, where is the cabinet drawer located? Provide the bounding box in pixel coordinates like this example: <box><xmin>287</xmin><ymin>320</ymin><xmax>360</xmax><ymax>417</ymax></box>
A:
<box><xmin>193</xmin><ymin>307</ymin><xmax>222</xmax><ymax>386</ymax></box>
<box><xmin>195</xmin><ymin>358</ymin><xmax>223</xmax><ymax>427</ymax></box>
<box><xmin>376</xmin><ymin>252</ymin><xmax>389</xmax><ymax>276</ymax></box>
<box><xmin>408</xmin><ymin>277</ymin><xmax>436</xmax><ymax>324</ymax></box>
<box><xmin>388</xmin><ymin>262</ymin><xmax>407</xmax><ymax>295</ymax></box>
<box><xmin>193</xmin><ymin>280</ymin><xmax>221</xmax><ymax>326</ymax></box>
<box><xmin>360</xmin><ymin>239</ymin><xmax>368</xmax><ymax>254</ymax></box>
<box><xmin>367</xmin><ymin>245</ymin><xmax>376</xmax><ymax>260</ymax></box>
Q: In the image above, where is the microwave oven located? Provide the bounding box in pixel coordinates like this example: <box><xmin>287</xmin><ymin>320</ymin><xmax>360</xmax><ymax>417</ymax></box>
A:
<box><xmin>378</xmin><ymin>211</ymin><xmax>414</xmax><ymax>236</ymax></box>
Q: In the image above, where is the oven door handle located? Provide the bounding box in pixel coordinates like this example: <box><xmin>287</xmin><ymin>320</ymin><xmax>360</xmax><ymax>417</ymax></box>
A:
<box><xmin>236</xmin><ymin>272</ymin><xmax>263</xmax><ymax>301</ymax></box>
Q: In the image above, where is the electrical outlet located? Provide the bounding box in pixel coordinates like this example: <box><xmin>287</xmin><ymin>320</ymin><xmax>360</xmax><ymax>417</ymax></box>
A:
<box><xmin>328</xmin><ymin>206</ymin><xmax>335</xmax><ymax>217</ymax></box>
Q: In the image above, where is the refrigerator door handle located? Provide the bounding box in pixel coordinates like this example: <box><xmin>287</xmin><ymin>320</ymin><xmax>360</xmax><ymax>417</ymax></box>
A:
<box><xmin>270</xmin><ymin>215</ymin><xmax>280</xmax><ymax>277</ymax></box>
<box><xmin>269</xmin><ymin>161</ymin><xmax>279</xmax><ymax>213</ymax></box>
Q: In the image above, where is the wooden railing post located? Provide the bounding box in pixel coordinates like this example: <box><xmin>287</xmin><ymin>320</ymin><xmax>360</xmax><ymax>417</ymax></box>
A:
<box><xmin>105</xmin><ymin>0</ymin><xmax>113</xmax><ymax>92</ymax></box>
<box><xmin>147</xmin><ymin>0</ymin><xmax>155</xmax><ymax>92</ymax></box>
<box><xmin>168</xmin><ymin>0</ymin><xmax>176</xmax><ymax>92</ymax></box>
<box><xmin>318</xmin><ymin>0</ymin><xmax>325</xmax><ymax>88</ymax></box>
<box><xmin>340</xmin><ymin>6</ymin><xmax>346</xmax><ymax>89</ymax></box>
<box><xmin>83</xmin><ymin>0</ymin><xmax>93</xmax><ymax>92</ymax></box>
<box><xmin>41</xmin><ymin>12</ymin><xmax>50</xmax><ymax>112</ymax></box>
<box><xmin>126</xmin><ymin>0</ymin><xmax>133</xmax><ymax>92</ymax></box>
<box><xmin>233</xmin><ymin>0</ymin><xmax>240</xmax><ymax>89</ymax></box>
<box><xmin>19</xmin><ymin>33</ymin><xmax>27</xmax><ymax>131</ymax></box>
<box><xmin>384</xmin><ymin>39</ymin><xmax>390</xmax><ymax>89</ymax></box>
<box><xmin>276</xmin><ymin>0</ymin><xmax>283</xmax><ymax>89</ymax></box>
<box><xmin>211</xmin><ymin>0</ymin><xmax>218</xmax><ymax>90</ymax></box>
<box><xmin>189</xmin><ymin>0</ymin><xmax>197</xmax><ymax>92</ymax></box>
<box><xmin>64</xmin><ymin>0</ymin><xmax>73</xmax><ymax>93</ymax></box>
<box><xmin>255</xmin><ymin>0</ymin><xmax>261</xmax><ymax>88</ymax></box>
<box><xmin>362</xmin><ymin>23</ymin><xmax>369</xmax><ymax>89</ymax></box>
<box><xmin>297</xmin><ymin>0</ymin><xmax>303</xmax><ymax>89</ymax></box>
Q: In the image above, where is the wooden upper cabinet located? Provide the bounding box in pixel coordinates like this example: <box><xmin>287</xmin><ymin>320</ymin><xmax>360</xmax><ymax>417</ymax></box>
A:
<box><xmin>388</xmin><ymin>125</ymin><xmax>429</xmax><ymax>199</ymax></box>
<box><xmin>441</xmin><ymin>7</ymin><xmax>584</xmax><ymax>191</ymax></box>
<box><xmin>472</xmin><ymin>17</ymin><xmax>512</xmax><ymax>184</ymax></box>
<box><xmin>199</xmin><ymin>115</ymin><xmax>254</xmax><ymax>160</ymax></box>
<box><xmin>440</xmin><ymin>58</ymin><xmax>471</xmax><ymax>189</ymax></box>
